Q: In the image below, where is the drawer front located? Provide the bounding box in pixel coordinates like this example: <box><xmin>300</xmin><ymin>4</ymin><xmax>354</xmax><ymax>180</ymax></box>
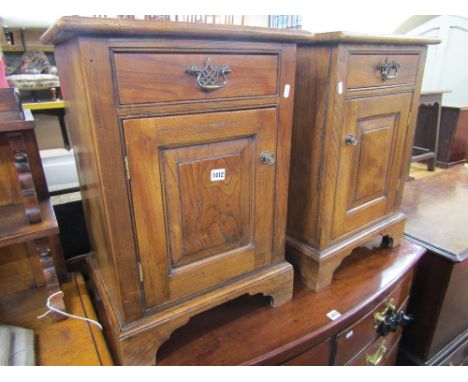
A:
<box><xmin>113</xmin><ymin>52</ymin><xmax>279</xmax><ymax>105</ymax></box>
<box><xmin>346</xmin><ymin>52</ymin><xmax>420</xmax><ymax>90</ymax></box>
<box><xmin>334</xmin><ymin>270</ymin><xmax>412</xmax><ymax>365</ymax></box>
<box><xmin>282</xmin><ymin>339</ymin><xmax>332</xmax><ymax>365</ymax></box>
<box><xmin>347</xmin><ymin>329</ymin><xmax>401</xmax><ymax>366</ymax></box>
<box><xmin>124</xmin><ymin>108</ymin><xmax>279</xmax><ymax>309</ymax></box>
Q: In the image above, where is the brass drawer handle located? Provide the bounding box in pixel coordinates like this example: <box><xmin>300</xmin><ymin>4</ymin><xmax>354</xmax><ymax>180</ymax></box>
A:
<box><xmin>260</xmin><ymin>151</ymin><xmax>276</xmax><ymax>165</ymax></box>
<box><xmin>377</xmin><ymin>57</ymin><xmax>400</xmax><ymax>81</ymax></box>
<box><xmin>366</xmin><ymin>339</ymin><xmax>387</xmax><ymax>366</ymax></box>
<box><xmin>345</xmin><ymin>134</ymin><xmax>359</xmax><ymax>146</ymax></box>
<box><xmin>374</xmin><ymin>298</ymin><xmax>414</xmax><ymax>336</ymax></box>
<box><xmin>374</xmin><ymin>299</ymin><xmax>396</xmax><ymax>328</ymax></box>
<box><xmin>186</xmin><ymin>58</ymin><xmax>231</xmax><ymax>91</ymax></box>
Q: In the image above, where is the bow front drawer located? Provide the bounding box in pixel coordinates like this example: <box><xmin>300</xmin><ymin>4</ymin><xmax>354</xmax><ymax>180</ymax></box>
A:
<box><xmin>112</xmin><ymin>52</ymin><xmax>279</xmax><ymax>105</ymax></box>
<box><xmin>346</xmin><ymin>52</ymin><xmax>420</xmax><ymax>90</ymax></box>
<box><xmin>333</xmin><ymin>270</ymin><xmax>412</xmax><ymax>365</ymax></box>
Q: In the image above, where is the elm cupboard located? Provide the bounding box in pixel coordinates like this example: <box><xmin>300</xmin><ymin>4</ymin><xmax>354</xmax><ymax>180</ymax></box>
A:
<box><xmin>42</xmin><ymin>16</ymin><xmax>311</xmax><ymax>365</ymax></box>
<box><xmin>286</xmin><ymin>33</ymin><xmax>439</xmax><ymax>291</ymax></box>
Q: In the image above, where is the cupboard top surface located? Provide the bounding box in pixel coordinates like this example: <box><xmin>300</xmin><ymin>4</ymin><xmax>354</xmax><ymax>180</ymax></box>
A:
<box><xmin>41</xmin><ymin>17</ymin><xmax>439</xmax><ymax>46</ymax></box>
<box><xmin>300</xmin><ymin>31</ymin><xmax>440</xmax><ymax>46</ymax></box>
<box><xmin>40</xmin><ymin>16</ymin><xmax>312</xmax><ymax>45</ymax></box>
<box><xmin>156</xmin><ymin>240</ymin><xmax>425</xmax><ymax>365</ymax></box>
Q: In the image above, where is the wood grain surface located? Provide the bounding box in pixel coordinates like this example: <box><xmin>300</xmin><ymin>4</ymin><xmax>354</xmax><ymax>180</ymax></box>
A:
<box><xmin>402</xmin><ymin>164</ymin><xmax>468</xmax><ymax>260</ymax></box>
<box><xmin>0</xmin><ymin>273</ymin><xmax>113</xmax><ymax>365</ymax></box>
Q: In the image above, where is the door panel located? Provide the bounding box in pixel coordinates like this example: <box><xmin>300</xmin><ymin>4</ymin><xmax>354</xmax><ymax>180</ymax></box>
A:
<box><xmin>332</xmin><ymin>93</ymin><xmax>412</xmax><ymax>240</ymax></box>
<box><xmin>161</xmin><ymin>139</ymin><xmax>252</xmax><ymax>268</ymax></box>
<box><xmin>349</xmin><ymin>114</ymin><xmax>396</xmax><ymax>209</ymax></box>
<box><xmin>123</xmin><ymin>108</ymin><xmax>278</xmax><ymax>309</ymax></box>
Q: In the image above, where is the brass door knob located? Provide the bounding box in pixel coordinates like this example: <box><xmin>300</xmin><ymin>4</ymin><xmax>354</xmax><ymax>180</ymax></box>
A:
<box><xmin>260</xmin><ymin>151</ymin><xmax>276</xmax><ymax>165</ymax></box>
<box><xmin>345</xmin><ymin>134</ymin><xmax>359</xmax><ymax>146</ymax></box>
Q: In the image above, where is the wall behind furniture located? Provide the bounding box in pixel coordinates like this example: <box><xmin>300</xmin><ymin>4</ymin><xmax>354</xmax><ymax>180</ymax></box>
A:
<box><xmin>407</xmin><ymin>16</ymin><xmax>468</xmax><ymax>106</ymax></box>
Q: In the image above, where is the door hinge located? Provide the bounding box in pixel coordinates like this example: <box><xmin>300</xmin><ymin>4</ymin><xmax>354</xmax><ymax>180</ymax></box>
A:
<box><xmin>137</xmin><ymin>262</ymin><xmax>144</xmax><ymax>283</ymax></box>
<box><xmin>124</xmin><ymin>156</ymin><xmax>130</xmax><ymax>180</ymax></box>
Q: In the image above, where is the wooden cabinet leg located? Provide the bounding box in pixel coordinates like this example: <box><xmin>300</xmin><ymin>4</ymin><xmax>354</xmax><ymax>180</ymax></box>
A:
<box><xmin>287</xmin><ymin>245</ymin><xmax>349</xmax><ymax>292</ymax></box>
<box><xmin>381</xmin><ymin>219</ymin><xmax>405</xmax><ymax>249</ymax></box>
<box><xmin>248</xmin><ymin>262</ymin><xmax>294</xmax><ymax>307</ymax></box>
<box><xmin>119</xmin><ymin>316</ymin><xmax>190</xmax><ymax>366</ymax></box>
<box><xmin>96</xmin><ymin>262</ymin><xmax>294</xmax><ymax>365</ymax></box>
<box><xmin>27</xmin><ymin>237</ymin><xmax>66</xmax><ymax>320</ymax></box>
<box><xmin>302</xmin><ymin>253</ymin><xmax>348</xmax><ymax>292</ymax></box>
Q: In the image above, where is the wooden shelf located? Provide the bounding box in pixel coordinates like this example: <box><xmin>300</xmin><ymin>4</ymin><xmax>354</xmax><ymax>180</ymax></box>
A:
<box><xmin>0</xmin><ymin>273</ymin><xmax>113</xmax><ymax>365</ymax></box>
<box><xmin>0</xmin><ymin>119</ymin><xmax>35</xmax><ymax>133</ymax></box>
<box><xmin>0</xmin><ymin>200</ymin><xmax>59</xmax><ymax>248</ymax></box>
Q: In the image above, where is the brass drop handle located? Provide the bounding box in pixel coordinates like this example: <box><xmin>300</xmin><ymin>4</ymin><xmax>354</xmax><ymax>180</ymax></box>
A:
<box><xmin>377</xmin><ymin>58</ymin><xmax>401</xmax><ymax>81</ymax></box>
<box><xmin>260</xmin><ymin>151</ymin><xmax>276</xmax><ymax>165</ymax></box>
<box><xmin>345</xmin><ymin>134</ymin><xmax>359</xmax><ymax>146</ymax></box>
<box><xmin>374</xmin><ymin>299</ymin><xmax>396</xmax><ymax>327</ymax></box>
<box><xmin>366</xmin><ymin>339</ymin><xmax>387</xmax><ymax>366</ymax></box>
<box><xmin>374</xmin><ymin>298</ymin><xmax>413</xmax><ymax>336</ymax></box>
<box><xmin>186</xmin><ymin>58</ymin><xmax>231</xmax><ymax>91</ymax></box>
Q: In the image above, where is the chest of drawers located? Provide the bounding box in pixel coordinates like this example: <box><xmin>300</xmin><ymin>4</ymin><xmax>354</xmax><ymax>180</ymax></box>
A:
<box><xmin>155</xmin><ymin>240</ymin><xmax>424</xmax><ymax>365</ymax></box>
<box><xmin>42</xmin><ymin>17</ymin><xmax>311</xmax><ymax>365</ymax></box>
<box><xmin>286</xmin><ymin>33</ymin><xmax>438</xmax><ymax>291</ymax></box>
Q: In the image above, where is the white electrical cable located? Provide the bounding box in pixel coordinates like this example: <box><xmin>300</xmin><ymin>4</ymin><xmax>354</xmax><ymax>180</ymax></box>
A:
<box><xmin>37</xmin><ymin>291</ymin><xmax>103</xmax><ymax>330</ymax></box>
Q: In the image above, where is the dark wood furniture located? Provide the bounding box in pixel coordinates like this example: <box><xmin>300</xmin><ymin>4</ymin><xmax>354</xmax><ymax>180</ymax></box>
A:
<box><xmin>286</xmin><ymin>33</ymin><xmax>439</xmax><ymax>291</ymax></box>
<box><xmin>41</xmin><ymin>16</ymin><xmax>314</xmax><ymax>365</ymax></box>
<box><xmin>436</xmin><ymin>106</ymin><xmax>468</xmax><ymax>168</ymax></box>
<box><xmin>0</xmin><ymin>272</ymin><xmax>113</xmax><ymax>365</ymax></box>
<box><xmin>411</xmin><ymin>90</ymin><xmax>449</xmax><ymax>171</ymax></box>
<box><xmin>399</xmin><ymin>165</ymin><xmax>468</xmax><ymax>365</ymax></box>
<box><xmin>150</xmin><ymin>240</ymin><xmax>423</xmax><ymax>365</ymax></box>
<box><xmin>0</xmin><ymin>88</ymin><xmax>66</xmax><ymax>315</ymax></box>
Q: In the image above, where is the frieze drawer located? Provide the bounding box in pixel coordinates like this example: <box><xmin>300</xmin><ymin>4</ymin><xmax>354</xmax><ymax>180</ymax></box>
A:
<box><xmin>113</xmin><ymin>52</ymin><xmax>279</xmax><ymax>105</ymax></box>
<box><xmin>346</xmin><ymin>52</ymin><xmax>420</xmax><ymax>90</ymax></box>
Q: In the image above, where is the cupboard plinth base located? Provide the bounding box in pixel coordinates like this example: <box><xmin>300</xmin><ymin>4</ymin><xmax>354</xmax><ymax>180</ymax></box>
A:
<box><xmin>89</xmin><ymin>258</ymin><xmax>293</xmax><ymax>365</ymax></box>
<box><xmin>286</xmin><ymin>215</ymin><xmax>406</xmax><ymax>292</ymax></box>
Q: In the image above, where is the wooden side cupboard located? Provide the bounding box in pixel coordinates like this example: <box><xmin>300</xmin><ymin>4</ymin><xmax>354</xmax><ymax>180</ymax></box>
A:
<box><xmin>42</xmin><ymin>17</ymin><xmax>312</xmax><ymax>365</ymax></box>
<box><xmin>286</xmin><ymin>33</ymin><xmax>439</xmax><ymax>291</ymax></box>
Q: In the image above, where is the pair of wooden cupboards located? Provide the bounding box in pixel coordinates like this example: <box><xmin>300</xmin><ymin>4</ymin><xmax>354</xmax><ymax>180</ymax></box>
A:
<box><xmin>41</xmin><ymin>17</ymin><xmax>438</xmax><ymax>365</ymax></box>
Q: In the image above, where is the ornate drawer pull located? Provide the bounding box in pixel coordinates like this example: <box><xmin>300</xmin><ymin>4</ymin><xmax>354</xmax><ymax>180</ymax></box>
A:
<box><xmin>345</xmin><ymin>134</ymin><xmax>359</xmax><ymax>146</ymax></box>
<box><xmin>186</xmin><ymin>58</ymin><xmax>231</xmax><ymax>91</ymax></box>
<box><xmin>366</xmin><ymin>339</ymin><xmax>387</xmax><ymax>366</ymax></box>
<box><xmin>377</xmin><ymin>58</ymin><xmax>401</xmax><ymax>81</ymax></box>
<box><xmin>260</xmin><ymin>151</ymin><xmax>276</xmax><ymax>165</ymax></box>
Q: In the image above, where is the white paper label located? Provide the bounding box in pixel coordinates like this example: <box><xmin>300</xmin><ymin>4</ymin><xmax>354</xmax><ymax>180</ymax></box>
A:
<box><xmin>283</xmin><ymin>84</ymin><xmax>290</xmax><ymax>98</ymax></box>
<box><xmin>326</xmin><ymin>309</ymin><xmax>342</xmax><ymax>321</ymax></box>
<box><xmin>337</xmin><ymin>81</ymin><xmax>343</xmax><ymax>95</ymax></box>
<box><xmin>210</xmin><ymin>168</ymin><xmax>226</xmax><ymax>181</ymax></box>
<box><xmin>346</xmin><ymin>330</ymin><xmax>354</xmax><ymax>339</ymax></box>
